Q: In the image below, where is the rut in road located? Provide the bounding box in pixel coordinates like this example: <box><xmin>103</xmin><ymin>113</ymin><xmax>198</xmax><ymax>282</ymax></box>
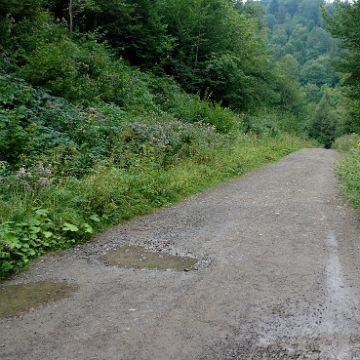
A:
<box><xmin>1</xmin><ymin>148</ymin><xmax>360</xmax><ymax>360</ymax></box>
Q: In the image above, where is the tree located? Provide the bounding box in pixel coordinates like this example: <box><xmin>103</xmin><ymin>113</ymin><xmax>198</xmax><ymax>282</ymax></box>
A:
<box><xmin>306</xmin><ymin>26</ymin><xmax>332</xmax><ymax>60</ymax></box>
<box><xmin>276</xmin><ymin>3</ymin><xmax>287</xmax><ymax>24</ymax></box>
<box><xmin>241</xmin><ymin>0</ymin><xmax>267</xmax><ymax>30</ymax></box>
<box><xmin>303</xmin><ymin>83</ymin><xmax>322</xmax><ymax>103</ymax></box>
<box><xmin>300</xmin><ymin>57</ymin><xmax>339</xmax><ymax>87</ymax></box>
<box><xmin>158</xmin><ymin>0</ymin><xmax>278</xmax><ymax>110</ymax></box>
<box><xmin>322</xmin><ymin>0</ymin><xmax>360</xmax><ymax>131</ymax></box>
<box><xmin>33</xmin><ymin>0</ymin><xmax>175</xmax><ymax>69</ymax></box>
<box><xmin>308</xmin><ymin>86</ymin><xmax>339</xmax><ymax>147</ymax></box>
<box><xmin>269</xmin><ymin>0</ymin><xmax>279</xmax><ymax>15</ymax></box>
<box><xmin>276</xmin><ymin>54</ymin><xmax>306</xmax><ymax>115</ymax></box>
<box><xmin>298</xmin><ymin>0</ymin><xmax>324</xmax><ymax>25</ymax></box>
<box><xmin>284</xmin><ymin>0</ymin><xmax>298</xmax><ymax>17</ymax></box>
<box><xmin>271</xmin><ymin>26</ymin><xmax>288</xmax><ymax>46</ymax></box>
<box><xmin>265</xmin><ymin>14</ymin><xmax>277</xmax><ymax>29</ymax></box>
<box><xmin>322</xmin><ymin>1</ymin><xmax>360</xmax><ymax>99</ymax></box>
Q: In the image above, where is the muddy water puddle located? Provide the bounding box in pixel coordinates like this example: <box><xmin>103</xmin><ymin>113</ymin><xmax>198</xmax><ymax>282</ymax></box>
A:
<box><xmin>99</xmin><ymin>245</ymin><xmax>198</xmax><ymax>271</ymax></box>
<box><xmin>0</xmin><ymin>281</ymin><xmax>79</xmax><ymax>319</ymax></box>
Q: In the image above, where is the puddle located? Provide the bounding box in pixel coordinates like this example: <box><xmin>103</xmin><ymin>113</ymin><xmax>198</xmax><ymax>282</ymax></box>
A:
<box><xmin>99</xmin><ymin>245</ymin><xmax>198</xmax><ymax>271</ymax></box>
<box><xmin>0</xmin><ymin>281</ymin><xmax>79</xmax><ymax>319</ymax></box>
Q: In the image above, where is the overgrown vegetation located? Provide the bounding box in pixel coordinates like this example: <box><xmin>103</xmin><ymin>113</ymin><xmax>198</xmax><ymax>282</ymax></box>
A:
<box><xmin>1</xmin><ymin>0</ymin><xmax>360</xmax><ymax>278</ymax></box>
<box><xmin>333</xmin><ymin>134</ymin><xmax>360</xmax><ymax>217</ymax></box>
<box><xmin>0</xmin><ymin>130</ymin><xmax>310</xmax><ymax>277</ymax></box>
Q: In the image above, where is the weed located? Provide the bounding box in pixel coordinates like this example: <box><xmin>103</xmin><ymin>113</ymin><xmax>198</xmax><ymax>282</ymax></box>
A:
<box><xmin>337</xmin><ymin>135</ymin><xmax>360</xmax><ymax>215</ymax></box>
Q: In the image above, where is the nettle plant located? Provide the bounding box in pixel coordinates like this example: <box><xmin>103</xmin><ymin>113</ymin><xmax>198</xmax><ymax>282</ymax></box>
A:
<box><xmin>0</xmin><ymin>162</ymin><xmax>96</xmax><ymax>278</ymax></box>
<box><xmin>0</xmin><ymin>207</ymin><xmax>95</xmax><ymax>278</ymax></box>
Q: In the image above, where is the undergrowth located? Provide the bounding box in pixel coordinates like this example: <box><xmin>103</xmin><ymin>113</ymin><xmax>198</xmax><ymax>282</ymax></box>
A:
<box><xmin>0</xmin><ymin>130</ymin><xmax>311</xmax><ymax>279</ymax></box>
<box><xmin>0</xmin><ymin>33</ymin><xmax>314</xmax><ymax>278</ymax></box>
<box><xmin>334</xmin><ymin>134</ymin><xmax>360</xmax><ymax>216</ymax></box>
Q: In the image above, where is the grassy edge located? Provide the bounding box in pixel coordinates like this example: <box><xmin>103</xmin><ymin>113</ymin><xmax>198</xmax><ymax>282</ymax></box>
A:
<box><xmin>1</xmin><ymin>134</ymin><xmax>312</xmax><ymax>279</ymax></box>
<box><xmin>333</xmin><ymin>134</ymin><xmax>360</xmax><ymax>219</ymax></box>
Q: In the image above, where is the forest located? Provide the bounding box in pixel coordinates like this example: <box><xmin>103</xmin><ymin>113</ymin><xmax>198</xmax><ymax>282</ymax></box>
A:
<box><xmin>0</xmin><ymin>0</ymin><xmax>360</xmax><ymax>278</ymax></box>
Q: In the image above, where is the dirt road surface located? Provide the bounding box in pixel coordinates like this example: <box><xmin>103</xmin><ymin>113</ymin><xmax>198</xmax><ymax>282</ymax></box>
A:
<box><xmin>2</xmin><ymin>148</ymin><xmax>360</xmax><ymax>360</ymax></box>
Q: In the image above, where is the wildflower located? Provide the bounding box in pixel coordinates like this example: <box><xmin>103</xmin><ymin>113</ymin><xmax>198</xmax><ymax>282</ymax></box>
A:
<box><xmin>38</xmin><ymin>178</ymin><xmax>53</xmax><ymax>186</ymax></box>
<box><xmin>39</xmin><ymin>161</ymin><xmax>45</xmax><ymax>174</ymax></box>
<box><xmin>38</xmin><ymin>162</ymin><xmax>52</xmax><ymax>176</ymax></box>
<box><xmin>15</xmin><ymin>167</ymin><xmax>32</xmax><ymax>179</ymax></box>
<box><xmin>357</xmin><ymin>142</ymin><xmax>360</xmax><ymax>147</ymax></box>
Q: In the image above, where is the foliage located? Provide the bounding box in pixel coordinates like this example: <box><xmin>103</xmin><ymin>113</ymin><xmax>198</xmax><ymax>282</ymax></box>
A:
<box><xmin>158</xmin><ymin>0</ymin><xmax>277</xmax><ymax>110</ymax></box>
<box><xmin>265</xmin><ymin>0</ymin><xmax>339</xmax><ymax>66</ymax></box>
<box><xmin>303</xmin><ymin>83</ymin><xmax>322</xmax><ymax>103</ymax></box>
<box><xmin>322</xmin><ymin>0</ymin><xmax>360</xmax><ymax>132</ymax></box>
<box><xmin>332</xmin><ymin>133</ymin><xmax>360</xmax><ymax>152</ymax></box>
<box><xmin>0</xmin><ymin>209</ymin><xmax>92</xmax><ymax>277</ymax></box>
<box><xmin>306</xmin><ymin>86</ymin><xmax>346</xmax><ymax>148</ymax></box>
<box><xmin>276</xmin><ymin>54</ymin><xmax>306</xmax><ymax>115</ymax></box>
<box><xmin>246</xmin><ymin>108</ymin><xmax>308</xmax><ymax>137</ymax></box>
<box><xmin>300</xmin><ymin>56</ymin><xmax>339</xmax><ymax>88</ymax></box>
<box><xmin>0</xmin><ymin>0</ymin><xmax>321</xmax><ymax>279</ymax></box>
<box><xmin>0</xmin><ymin>132</ymin><xmax>312</xmax><ymax>279</ymax></box>
<box><xmin>336</xmin><ymin>136</ymin><xmax>360</xmax><ymax>217</ymax></box>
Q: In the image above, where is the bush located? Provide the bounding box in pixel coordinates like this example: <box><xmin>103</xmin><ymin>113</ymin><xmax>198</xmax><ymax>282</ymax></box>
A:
<box><xmin>332</xmin><ymin>133</ymin><xmax>360</xmax><ymax>152</ymax></box>
<box><xmin>337</xmin><ymin>138</ymin><xmax>360</xmax><ymax>213</ymax></box>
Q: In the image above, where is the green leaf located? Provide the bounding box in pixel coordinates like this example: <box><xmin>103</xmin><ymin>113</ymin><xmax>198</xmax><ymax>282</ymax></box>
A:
<box><xmin>29</xmin><ymin>218</ymin><xmax>41</xmax><ymax>226</ymax></box>
<box><xmin>43</xmin><ymin>231</ymin><xmax>53</xmax><ymax>238</ymax></box>
<box><xmin>89</xmin><ymin>214</ymin><xmax>100</xmax><ymax>222</ymax></box>
<box><xmin>30</xmin><ymin>226</ymin><xmax>41</xmax><ymax>234</ymax></box>
<box><xmin>82</xmin><ymin>223</ymin><xmax>93</xmax><ymax>233</ymax></box>
<box><xmin>5</xmin><ymin>232</ymin><xmax>18</xmax><ymax>242</ymax></box>
<box><xmin>35</xmin><ymin>209</ymin><xmax>49</xmax><ymax>217</ymax></box>
<box><xmin>62</xmin><ymin>222</ymin><xmax>79</xmax><ymax>232</ymax></box>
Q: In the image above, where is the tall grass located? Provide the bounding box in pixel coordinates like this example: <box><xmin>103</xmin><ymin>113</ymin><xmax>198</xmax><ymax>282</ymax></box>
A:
<box><xmin>333</xmin><ymin>134</ymin><xmax>360</xmax><ymax>213</ymax></box>
<box><xmin>0</xmin><ymin>131</ymin><xmax>311</xmax><ymax>279</ymax></box>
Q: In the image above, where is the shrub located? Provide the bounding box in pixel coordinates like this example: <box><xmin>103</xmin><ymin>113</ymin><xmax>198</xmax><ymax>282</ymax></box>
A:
<box><xmin>332</xmin><ymin>133</ymin><xmax>360</xmax><ymax>152</ymax></box>
<box><xmin>337</xmin><ymin>140</ymin><xmax>360</xmax><ymax>213</ymax></box>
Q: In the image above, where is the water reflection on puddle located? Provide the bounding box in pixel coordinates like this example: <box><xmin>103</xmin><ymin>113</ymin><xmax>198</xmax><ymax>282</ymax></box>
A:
<box><xmin>99</xmin><ymin>245</ymin><xmax>198</xmax><ymax>272</ymax></box>
<box><xmin>0</xmin><ymin>281</ymin><xmax>79</xmax><ymax>319</ymax></box>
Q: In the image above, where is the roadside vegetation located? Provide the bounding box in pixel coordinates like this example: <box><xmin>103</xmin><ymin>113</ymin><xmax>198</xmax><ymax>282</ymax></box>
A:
<box><xmin>333</xmin><ymin>134</ymin><xmax>360</xmax><ymax>217</ymax></box>
<box><xmin>322</xmin><ymin>0</ymin><xmax>360</xmax><ymax>219</ymax></box>
<box><xmin>1</xmin><ymin>0</ymin><xmax>360</xmax><ymax>278</ymax></box>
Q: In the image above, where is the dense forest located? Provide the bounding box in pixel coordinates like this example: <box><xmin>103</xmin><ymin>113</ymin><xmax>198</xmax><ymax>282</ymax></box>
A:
<box><xmin>1</xmin><ymin>0</ymin><xmax>360</xmax><ymax>278</ymax></box>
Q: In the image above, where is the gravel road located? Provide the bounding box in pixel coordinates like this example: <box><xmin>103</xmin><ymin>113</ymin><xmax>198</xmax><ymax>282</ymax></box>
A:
<box><xmin>1</xmin><ymin>148</ymin><xmax>360</xmax><ymax>360</ymax></box>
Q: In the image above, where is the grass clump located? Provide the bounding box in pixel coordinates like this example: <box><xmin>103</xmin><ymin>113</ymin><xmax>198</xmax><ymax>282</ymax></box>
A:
<box><xmin>335</xmin><ymin>134</ymin><xmax>360</xmax><ymax>214</ymax></box>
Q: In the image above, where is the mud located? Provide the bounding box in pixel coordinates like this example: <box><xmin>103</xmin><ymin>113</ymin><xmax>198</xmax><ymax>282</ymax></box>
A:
<box><xmin>1</xmin><ymin>148</ymin><xmax>360</xmax><ymax>360</ymax></box>
<box><xmin>0</xmin><ymin>281</ymin><xmax>79</xmax><ymax>319</ymax></box>
<box><xmin>99</xmin><ymin>245</ymin><xmax>198</xmax><ymax>271</ymax></box>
